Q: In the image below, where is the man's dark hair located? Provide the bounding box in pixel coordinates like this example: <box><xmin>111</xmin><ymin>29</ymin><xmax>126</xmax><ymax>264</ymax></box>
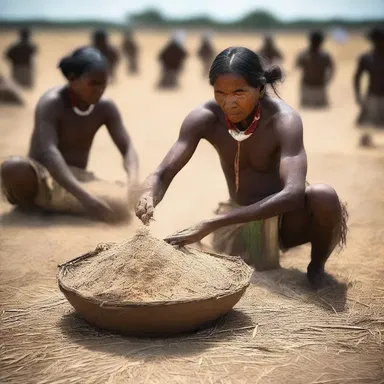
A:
<box><xmin>309</xmin><ymin>31</ymin><xmax>324</xmax><ymax>46</ymax></box>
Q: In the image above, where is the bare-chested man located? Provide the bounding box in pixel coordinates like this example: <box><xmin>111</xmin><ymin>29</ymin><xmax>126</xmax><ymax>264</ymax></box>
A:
<box><xmin>197</xmin><ymin>33</ymin><xmax>215</xmax><ymax>77</ymax></box>
<box><xmin>295</xmin><ymin>31</ymin><xmax>335</xmax><ymax>108</ymax></box>
<box><xmin>354</xmin><ymin>26</ymin><xmax>384</xmax><ymax>128</ymax></box>
<box><xmin>258</xmin><ymin>35</ymin><xmax>283</xmax><ymax>66</ymax></box>
<box><xmin>1</xmin><ymin>47</ymin><xmax>138</xmax><ymax>221</ymax></box>
<box><xmin>121</xmin><ymin>29</ymin><xmax>139</xmax><ymax>75</ymax></box>
<box><xmin>136</xmin><ymin>47</ymin><xmax>348</xmax><ymax>289</ymax></box>
<box><xmin>92</xmin><ymin>30</ymin><xmax>120</xmax><ymax>81</ymax></box>
<box><xmin>157</xmin><ymin>31</ymin><xmax>188</xmax><ymax>89</ymax></box>
<box><xmin>4</xmin><ymin>28</ymin><xmax>38</xmax><ymax>88</ymax></box>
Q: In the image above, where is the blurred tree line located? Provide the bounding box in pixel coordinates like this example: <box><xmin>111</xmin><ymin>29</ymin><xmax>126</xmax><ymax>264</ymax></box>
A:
<box><xmin>128</xmin><ymin>9</ymin><xmax>382</xmax><ymax>29</ymax></box>
<box><xmin>0</xmin><ymin>9</ymin><xmax>382</xmax><ymax>30</ymax></box>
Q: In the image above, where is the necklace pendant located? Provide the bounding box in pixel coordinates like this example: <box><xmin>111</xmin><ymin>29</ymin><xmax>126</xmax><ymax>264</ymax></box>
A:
<box><xmin>228</xmin><ymin>129</ymin><xmax>252</xmax><ymax>142</ymax></box>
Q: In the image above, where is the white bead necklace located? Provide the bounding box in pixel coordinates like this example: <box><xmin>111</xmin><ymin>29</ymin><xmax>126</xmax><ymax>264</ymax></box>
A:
<box><xmin>72</xmin><ymin>104</ymin><xmax>95</xmax><ymax>116</ymax></box>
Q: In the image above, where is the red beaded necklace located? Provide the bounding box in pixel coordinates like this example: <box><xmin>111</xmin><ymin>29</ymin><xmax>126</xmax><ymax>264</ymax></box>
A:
<box><xmin>224</xmin><ymin>103</ymin><xmax>261</xmax><ymax>193</ymax></box>
<box><xmin>225</xmin><ymin>102</ymin><xmax>261</xmax><ymax>136</ymax></box>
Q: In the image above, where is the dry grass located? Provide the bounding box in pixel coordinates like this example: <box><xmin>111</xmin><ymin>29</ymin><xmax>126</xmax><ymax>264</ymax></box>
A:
<box><xmin>1</xmin><ymin>268</ymin><xmax>383</xmax><ymax>384</ymax></box>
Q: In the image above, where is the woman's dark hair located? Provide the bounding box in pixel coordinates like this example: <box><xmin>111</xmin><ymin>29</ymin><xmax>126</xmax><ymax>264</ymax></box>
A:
<box><xmin>208</xmin><ymin>47</ymin><xmax>283</xmax><ymax>97</ymax></box>
<box><xmin>58</xmin><ymin>46</ymin><xmax>108</xmax><ymax>80</ymax></box>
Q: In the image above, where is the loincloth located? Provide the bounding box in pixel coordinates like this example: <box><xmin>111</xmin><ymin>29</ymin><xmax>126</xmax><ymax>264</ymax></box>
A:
<box><xmin>357</xmin><ymin>95</ymin><xmax>384</xmax><ymax>128</ymax></box>
<box><xmin>12</xmin><ymin>65</ymin><xmax>34</xmax><ymax>88</ymax></box>
<box><xmin>211</xmin><ymin>200</ymin><xmax>281</xmax><ymax>271</ymax></box>
<box><xmin>300</xmin><ymin>84</ymin><xmax>329</xmax><ymax>108</ymax></box>
<box><xmin>210</xmin><ymin>187</ymin><xmax>348</xmax><ymax>268</ymax></box>
<box><xmin>1</xmin><ymin>157</ymin><xmax>126</xmax><ymax>214</ymax></box>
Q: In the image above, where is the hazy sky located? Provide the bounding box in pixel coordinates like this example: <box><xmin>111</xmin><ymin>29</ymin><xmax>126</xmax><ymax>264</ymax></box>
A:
<box><xmin>1</xmin><ymin>0</ymin><xmax>383</xmax><ymax>22</ymax></box>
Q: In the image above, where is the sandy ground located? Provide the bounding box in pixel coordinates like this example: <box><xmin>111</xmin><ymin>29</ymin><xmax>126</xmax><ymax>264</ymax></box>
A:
<box><xmin>1</xmin><ymin>30</ymin><xmax>384</xmax><ymax>383</ymax></box>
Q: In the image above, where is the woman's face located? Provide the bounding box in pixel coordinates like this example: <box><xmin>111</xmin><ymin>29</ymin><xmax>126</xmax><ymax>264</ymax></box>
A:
<box><xmin>214</xmin><ymin>73</ymin><xmax>261</xmax><ymax>123</ymax></box>
<box><xmin>70</xmin><ymin>69</ymin><xmax>108</xmax><ymax>105</ymax></box>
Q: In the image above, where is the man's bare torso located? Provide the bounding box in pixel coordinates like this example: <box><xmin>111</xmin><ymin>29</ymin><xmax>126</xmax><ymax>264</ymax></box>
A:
<box><xmin>298</xmin><ymin>50</ymin><xmax>332</xmax><ymax>87</ymax></box>
<box><xmin>259</xmin><ymin>47</ymin><xmax>282</xmax><ymax>64</ymax></box>
<box><xmin>7</xmin><ymin>42</ymin><xmax>37</xmax><ymax>67</ymax></box>
<box><xmin>361</xmin><ymin>51</ymin><xmax>384</xmax><ymax>96</ymax></box>
<box><xmin>201</xmin><ymin>97</ymin><xmax>294</xmax><ymax>206</ymax></box>
<box><xmin>28</xmin><ymin>86</ymin><xmax>110</xmax><ymax>169</ymax></box>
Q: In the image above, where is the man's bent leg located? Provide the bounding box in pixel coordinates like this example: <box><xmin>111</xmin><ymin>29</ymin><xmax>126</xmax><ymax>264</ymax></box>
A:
<box><xmin>1</xmin><ymin>157</ymin><xmax>38</xmax><ymax>207</ymax></box>
<box><xmin>280</xmin><ymin>184</ymin><xmax>348</xmax><ymax>288</ymax></box>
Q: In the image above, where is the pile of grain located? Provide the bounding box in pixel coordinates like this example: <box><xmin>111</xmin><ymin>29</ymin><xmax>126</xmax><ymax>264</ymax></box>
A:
<box><xmin>61</xmin><ymin>227</ymin><xmax>252</xmax><ymax>303</ymax></box>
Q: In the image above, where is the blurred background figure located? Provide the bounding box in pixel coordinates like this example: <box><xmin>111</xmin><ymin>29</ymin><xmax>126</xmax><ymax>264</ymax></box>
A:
<box><xmin>4</xmin><ymin>27</ymin><xmax>38</xmax><ymax>89</ymax></box>
<box><xmin>197</xmin><ymin>32</ymin><xmax>215</xmax><ymax>77</ymax></box>
<box><xmin>157</xmin><ymin>31</ymin><xmax>188</xmax><ymax>89</ymax></box>
<box><xmin>295</xmin><ymin>30</ymin><xmax>335</xmax><ymax>108</ymax></box>
<box><xmin>332</xmin><ymin>27</ymin><xmax>349</xmax><ymax>44</ymax></box>
<box><xmin>0</xmin><ymin>73</ymin><xmax>24</xmax><ymax>106</ymax></box>
<box><xmin>258</xmin><ymin>35</ymin><xmax>283</xmax><ymax>66</ymax></box>
<box><xmin>91</xmin><ymin>29</ymin><xmax>120</xmax><ymax>81</ymax></box>
<box><xmin>121</xmin><ymin>28</ymin><xmax>139</xmax><ymax>75</ymax></box>
<box><xmin>354</xmin><ymin>26</ymin><xmax>384</xmax><ymax>129</ymax></box>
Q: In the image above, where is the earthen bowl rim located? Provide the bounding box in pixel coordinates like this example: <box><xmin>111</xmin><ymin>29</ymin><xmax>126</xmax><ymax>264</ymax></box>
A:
<box><xmin>57</xmin><ymin>246</ymin><xmax>252</xmax><ymax>308</ymax></box>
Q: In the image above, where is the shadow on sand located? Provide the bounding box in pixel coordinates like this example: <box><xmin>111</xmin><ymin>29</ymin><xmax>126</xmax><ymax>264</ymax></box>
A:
<box><xmin>251</xmin><ymin>267</ymin><xmax>349</xmax><ymax>313</ymax></box>
<box><xmin>58</xmin><ymin>308</ymin><xmax>253</xmax><ymax>360</ymax></box>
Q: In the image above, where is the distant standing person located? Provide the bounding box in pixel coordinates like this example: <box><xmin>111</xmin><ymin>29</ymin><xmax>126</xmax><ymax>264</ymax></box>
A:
<box><xmin>157</xmin><ymin>31</ymin><xmax>188</xmax><ymax>89</ymax></box>
<box><xmin>1</xmin><ymin>47</ymin><xmax>138</xmax><ymax>221</ymax></box>
<box><xmin>197</xmin><ymin>33</ymin><xmax>215</xmax><ymax>77</ymax></box>
<box><xmin>354</xmin><ymin>26</ymin><xmax>384</xmax><ymax>128</ymax></box>
<box><xmin>258</xmin><ymin>35</ymin><xmax>283</xmax><ymax>66</ymax></box>
<box><xmin>92</xmin><ymin>30</ymin><xmax>120</xmax><ymax>81</ymax></box>
<box><xmin>0</xmin><ymin>73</ymin><xmax>24</xmax><ymax>106</ymax></box>
<box><xmin>4</xmin><ymin>28</ymin><xmax>38</xmax><ymax>88</ymax></box>
<box><xmin>121</xmin><ymin>29</ymin><xmax>139</xmax><ymax>75</ymax></box>
<box><xmin>295</xmin><ymin>31</ymin><xmax>335</xmax><ymax>108</ymax></box>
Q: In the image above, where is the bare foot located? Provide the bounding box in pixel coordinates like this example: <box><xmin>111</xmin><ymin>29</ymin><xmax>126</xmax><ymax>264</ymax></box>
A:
<box><xmin>359</xmin><ymin>133</ymin><xmax>374</xmax><ymax>148</ymax></box>
<box><xmin>307</xmin><ymin>262</ymin><xmax>325</xmax><ymax>290</ymax></box>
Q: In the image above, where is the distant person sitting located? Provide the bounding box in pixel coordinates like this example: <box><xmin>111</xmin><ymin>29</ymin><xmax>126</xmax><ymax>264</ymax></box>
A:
<box><xmin>0</xmin><ymin>47</ymin><xmax>138</xmax><ymax>222</ymax></box>
<box><xmin>354</xmin><ymin>26</ymin><xmax>384</xmax><ymax>128</ymax></box>
<box><xmin>121</xmin><ymin>29</ymin><xmax>139</xmax><ymax>75</ymax></box>
<box><xmin>4</xmin><ymin>28</ymin><xmax>38</xmax><ymax>89</ymax></box>
<box><xmin>258</xmin><ymin>35</ymin><xmax>283</xmax><ymax>66</ymax></box>
<box><xmin>92</xmin><ymin>29</ymin><xmax>120</xmax><ymax>82</ymax></box>
<box><xmin>295</xmin><ymin>31</ymin><xmax>335</xmax><ymax>108</ymax></box>
<box><xmin>197</xmin><ymin>33</ymin><xmax>215</xmax><ymax>77</ymax></box>
<box><xmin>157</xmin><ymin>31</ymin><xmax>188</xmax><ymax>89</ymax></box>
<box><xmin>0</xmin><ymin>73</ymin><xmax>24</xmax><ymax>106</ymax></box>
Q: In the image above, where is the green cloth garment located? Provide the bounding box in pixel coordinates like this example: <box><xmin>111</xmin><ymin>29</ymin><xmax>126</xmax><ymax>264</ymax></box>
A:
<box><xmin>240</xmin><ymin>220</ymin><xmax>264</xmax><ymax>265</ymax></box>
